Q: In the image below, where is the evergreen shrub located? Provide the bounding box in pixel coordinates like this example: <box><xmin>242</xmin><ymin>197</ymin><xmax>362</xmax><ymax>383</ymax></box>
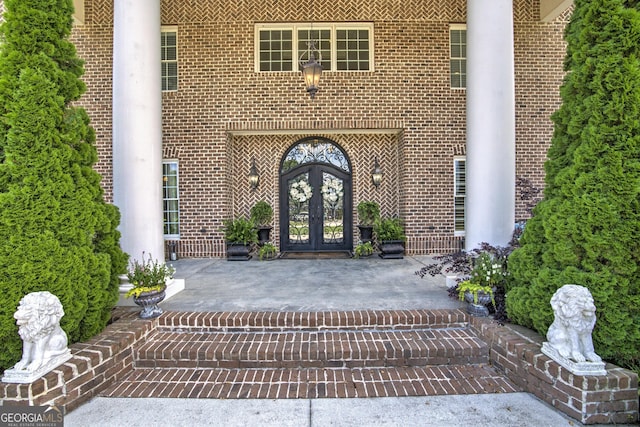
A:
<box><xmin>0</xmin><ymin>0</ymin><xmax>126</xmax><ymax>370</ymax></box>
<box><xmin>506</xmin><ymin>0</ymin><xmax>640</xmax><ymax>371</ymax></box>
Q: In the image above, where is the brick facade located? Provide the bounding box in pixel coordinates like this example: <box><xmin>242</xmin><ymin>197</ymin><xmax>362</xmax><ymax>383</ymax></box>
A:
<box><xmin>68</xmin><ymin>0</ymin><xmax>568</xmax><ymax>257</ymax></box>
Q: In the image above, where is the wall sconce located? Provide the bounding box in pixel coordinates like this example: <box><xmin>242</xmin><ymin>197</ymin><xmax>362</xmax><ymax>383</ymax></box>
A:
<box><xmin>371</xmin><ymin>156</ymin><xmax>383</xmax><ymax>187</ymax></box>
<box><xmin>300</xmin><ymin>41</ymin><xmax>322</xmax><ymax>99</ymax></box>
<box><xmin>248</xmin><ymin>157</ymin><xmax>259</xmax><ymax>190</ymax></box>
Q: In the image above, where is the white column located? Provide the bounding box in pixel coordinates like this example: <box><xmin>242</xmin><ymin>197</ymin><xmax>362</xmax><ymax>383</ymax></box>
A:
<box><xmin>112</xmin><ymin>0</ymin><xmax>164</xmax><ymax>262</ymax></box>
<box><xmin>465</xmin><ymin>0</ymin><xmax>516</xmax><ymax>250</ymax></box>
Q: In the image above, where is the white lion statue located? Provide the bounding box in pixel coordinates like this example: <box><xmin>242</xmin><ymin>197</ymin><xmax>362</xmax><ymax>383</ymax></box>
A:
<box><xmin>12</xmin><ymin>291</ymin><xmax>70</xmax><ymax>372</ymax></box>
<box><xmin>546</xmin><ymin>284</ymin><xmax>602</xmax><ymax>363</ymax></box>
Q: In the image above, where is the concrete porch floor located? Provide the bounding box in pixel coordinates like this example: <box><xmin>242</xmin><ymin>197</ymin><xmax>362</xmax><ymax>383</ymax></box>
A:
<box><xmin>160</xmin><ymin>255</ymin><xmax>463</xmax><ymax>312</ymax></box>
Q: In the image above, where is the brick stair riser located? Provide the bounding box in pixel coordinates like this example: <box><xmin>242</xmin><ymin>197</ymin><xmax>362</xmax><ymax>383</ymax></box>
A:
<box><xmin>156</xmin><ymin>309</ymin><xmax>469</xmax><ymax>332</ymax></box>
<box><xmin>103</xmin><ymin>365</ymin><xmax>520</xmax><ymax>399</ymax></box>
<box><xmin>134</xmin><ymin>328</ymin><xmax>488</xmax><ymax>369</ymax></box>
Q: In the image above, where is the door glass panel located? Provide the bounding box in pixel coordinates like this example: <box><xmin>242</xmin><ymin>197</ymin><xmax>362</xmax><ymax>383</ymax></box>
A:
<box><xmin>321</xmin><ymin>172</ymin><xmax>344</xmax><ymax>244</ymax></box>
<box><xmin>281</xmin><ymin>139</ymin><xmax>350</xmax><ymax>173</ymax></box>
<box><xmin>288</xmin><ymin>173</ymin><xmax>313</xmax><ymax>245</ymax></box>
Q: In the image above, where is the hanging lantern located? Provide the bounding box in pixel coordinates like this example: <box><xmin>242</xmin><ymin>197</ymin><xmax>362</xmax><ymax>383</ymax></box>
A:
<box><xmin>300</xmin><ymin>41</ymin><xmax>322</xmax><ymax>99</ymax></box>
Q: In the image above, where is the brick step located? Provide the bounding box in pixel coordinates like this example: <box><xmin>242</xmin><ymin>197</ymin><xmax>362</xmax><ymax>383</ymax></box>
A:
<box><xmin>101</xmin><ymin>365</ymin><xmax>520</xmax><ymax>399</ymax></box>
<box><xmin>135</xmin><ymin>327</ymin><xmax>488</xmax><ymax>369</ymax></box>
<box><xmin>155</xmin><ymin>309</ymin><xmax>469</xmax><ymax>332</ymax></box>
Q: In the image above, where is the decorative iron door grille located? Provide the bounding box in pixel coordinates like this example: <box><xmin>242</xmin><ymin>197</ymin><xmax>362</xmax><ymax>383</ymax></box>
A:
<box><xmin>280</xmin><ymin>138</ymin><xmax>352</xmax><ymax>252</ymax></box>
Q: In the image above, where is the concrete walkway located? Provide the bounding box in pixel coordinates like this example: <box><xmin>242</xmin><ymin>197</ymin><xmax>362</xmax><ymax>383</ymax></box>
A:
<box><xmin>64</xmin><ymin>256</ymin><xmax>601</xmax><ymax>427</ymax></box>
<box><xmin>66</xmin><ymin>394</ymin><xmax>583</xmax><ymax>426</ymax></box>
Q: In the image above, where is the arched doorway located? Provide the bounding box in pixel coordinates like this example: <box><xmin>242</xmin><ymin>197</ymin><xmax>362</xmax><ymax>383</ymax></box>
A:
<box><xmin>279</xmin><ymin>137</ymin><xmax>353</xmax><ymax>252</ymax></box>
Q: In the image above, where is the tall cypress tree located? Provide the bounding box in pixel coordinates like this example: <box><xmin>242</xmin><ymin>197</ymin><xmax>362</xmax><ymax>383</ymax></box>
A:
<box><xmin>0</xmin><ymin>0</ymin><xmax>127</xmax><ymax>370</ymax></box>
<box><xmin>507</xmin><ymin>0</ymin><xmax>640</xmax><ymax>370</ymax></box>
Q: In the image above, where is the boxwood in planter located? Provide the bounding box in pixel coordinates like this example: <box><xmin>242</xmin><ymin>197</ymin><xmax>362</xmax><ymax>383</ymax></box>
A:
<box><xmin>356</xmin><ymin>201</ymin><xmax>380</xmax><ymax>243</ymax></box>
<box><xmin>222</xmin><ymin>217</ymin><xmax>258</xmax><ymax>260</ymax></box>
<box><xmin>250</xmin><ymin>201</ymin><xmax>274</xmax><ymax>245</ymax></box>
<box><xmin>374</xmin><ymin>217</ymin><xmax>406</xmax><ymax>259</ymax></box>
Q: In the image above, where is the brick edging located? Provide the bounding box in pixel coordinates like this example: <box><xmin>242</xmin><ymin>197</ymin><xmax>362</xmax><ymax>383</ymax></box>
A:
<box><xmin>469</xmin><ymin>317</ymin><xmax>639</xmax><ymax>425</ymax></box>
<box><xmin>0</xmin><ymin>309</ymin><xmax>155</xmax><ymax>413</ymax></box>
<box><xmin>1</xmin><ymin>309</ymin><xmax>638</xmax><ymax>425</ymax></box>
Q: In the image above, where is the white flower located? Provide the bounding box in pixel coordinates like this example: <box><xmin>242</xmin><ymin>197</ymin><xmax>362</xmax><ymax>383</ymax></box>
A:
<box><xmin>321</xmin><ymin>178</ymin><xmax>343</xmax><ymax>205</ymax></box>
<box><xmin>290</xmin><ymin>180</ymin><xmax>313</xmax><ymax>203</ymax></box>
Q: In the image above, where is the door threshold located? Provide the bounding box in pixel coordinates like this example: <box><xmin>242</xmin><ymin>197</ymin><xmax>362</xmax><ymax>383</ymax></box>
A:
<box><xmin>279</xmin><ymin>251</ymin><xmax>352</xmax><ymax>260</ymax></box>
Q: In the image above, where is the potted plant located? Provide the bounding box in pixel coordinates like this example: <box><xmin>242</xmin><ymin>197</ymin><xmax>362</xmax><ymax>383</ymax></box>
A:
<box><xmin>250</xmin><ymin>200</ymin><xmax>274</xmax><ymax>245</ymax></box>
<box><xmin>356</xmin><ymin>201</ymin><xmax>380</xmax><ymax>243</ymax></box>
<box><xmin>353</xmin><ymin>241</ymin><xmax>374</xmax><ymax>258</ymax></box>
<box><xmin>414</xmin><ymin>241</ymin><xmax>515</xmax><ymax>322</ymax></box>
<box><xmin>258</xmin><ymin>242</ymin><xmax>278</xmax><ymax>260</ymax></box>
<box><xmin>374</xmin><ymin>217</ymin><xmax>405</xmax><ymax>259</ymax></box>
<box><xmin>125</xmin><ymin>253</ymin><xmax>175</xmax><ymax>319</ymax></box>
<box><xmin>456</xmin><ymin>252</ymin><xmax>505</xmax><ymax>316</ymax></box>
<box><xmin>457</xmin><ymin>280</ymin><xmax>495</xmax><ymax>317</ymax></box>
<box><xmin>222</xmin><ymin>217</ymin><xmax>258</xmax><ymax>260</ymax></box>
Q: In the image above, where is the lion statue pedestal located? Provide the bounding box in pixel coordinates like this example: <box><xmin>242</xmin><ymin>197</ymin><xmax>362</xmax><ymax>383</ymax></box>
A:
<box><xmin>2</xmin><ymin>291</ymin><xmax>72</xmax><ymax>384</ymax></box>
<box><xmin>541</xmin><ymin>284</ymin><xmax>606</xmax><ymax>376</ymax></box>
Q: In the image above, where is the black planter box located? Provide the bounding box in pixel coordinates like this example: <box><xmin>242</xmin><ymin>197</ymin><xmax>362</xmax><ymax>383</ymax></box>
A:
<box><xmin>379</xmin><ymin>240</ymin><xmax>405</xmax><ymax>259</ymax></box>
<box><xmin>226</xmin><ymin>243</ymin><xmax>252</xmax><ymax>261</ymax></box>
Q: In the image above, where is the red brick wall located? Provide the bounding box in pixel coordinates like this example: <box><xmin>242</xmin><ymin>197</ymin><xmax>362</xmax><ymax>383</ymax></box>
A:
<box><xmin>69</xmin><ymin>0</ymin><xmax>568</xmax><ymax>256</ymax></box>
<box><xmin>471</xmin><ymin>316</ymin><xmax>639</xmax><ymax>425</ymax></box>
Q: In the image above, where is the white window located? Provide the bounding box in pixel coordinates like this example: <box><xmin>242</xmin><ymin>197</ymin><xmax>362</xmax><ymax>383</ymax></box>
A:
<box><xmin>163</xmin><ymin>161</ymin><xmax>180</xmax><ymax>237</ymax></box>
<box><xmin>450</xmin><ymin>24</ymin><xmax>466</xmax><ymax>89</ymax></box>
<box><xmin>256</xmin><ymin>23</ymin><xmax>374</xmax><ymax>73</ymax></box>
<box><xmin>454</xmin><ymin>157</ymin><xmax>466</xmax><ymax>236</ymax></box>
<box><xmin>161</xmin><ymin>27</ymin><xmax>178</xmax><ymax>91</ymax></box>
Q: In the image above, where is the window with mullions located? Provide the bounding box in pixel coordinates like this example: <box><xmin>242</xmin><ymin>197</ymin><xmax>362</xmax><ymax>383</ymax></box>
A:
<box><xmin>336</xmin><ymin>29</ymin><xmax>370</xmax><ymax>71</ymax></box>
<box><xmin>161</xmin><ymin>29</ymin><xmax>178</xmax><ymax>91</ymax></box>
<box><xmin>450</xmin><ymin>25</ymin><xmax>466</xmax><ymax>89</ymax></box>
<box><xmin>256</xmin><ymin>23</ymin><xmax>373</xmax><ymax>72</ymax></box>
<box><xmin>298</xmin><ymin>29</ymin><xmax>331</xmax><ymax>67</ymax></box>
<box><xmin>163</xmin><ymin>161</ymin><xmax>180</xmax><ymax>237</ymax></box>
<box><xmin>259</xmin><ymin>29</ymin><xmax>293</xmax><ymax>71</ymax></box>
<box><xmin>454</xmin><ymin>158</ymin><xmax>466</xmax><ymax>235</ymax></box>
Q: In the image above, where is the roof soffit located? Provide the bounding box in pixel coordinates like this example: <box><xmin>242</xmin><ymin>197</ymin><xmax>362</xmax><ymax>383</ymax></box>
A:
<box><xmin>540</xmin><ymin>0</ymin><xmax>573</xmax><ymax>22</ymax></box>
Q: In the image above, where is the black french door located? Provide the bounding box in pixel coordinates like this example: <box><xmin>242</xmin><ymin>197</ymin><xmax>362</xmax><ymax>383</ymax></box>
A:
<box><xmin>280</xmin><ymin>164</ymin><xmax>352</xmax><ymax>252</ymax></box>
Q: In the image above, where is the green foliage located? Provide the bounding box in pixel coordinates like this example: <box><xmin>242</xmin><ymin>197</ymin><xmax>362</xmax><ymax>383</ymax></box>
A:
<box><xmin>353</xmin><ymin>241</ymin><xmax>374</xmax><ymax>258</ymax></box>
<box><xmin>0</xmin><ymin>0</ymin><xmax>126</xmax><ymax>370</ymax></box>
<box><xmin>457</xmin><ymin>281</ymin><xmax>495</xmax><ymax>307</ymax></box>
<box><xmin>374</xmin><ymin>217</ymin><xmax>405</xmax><ymax>241</ymax></box>
<box><xmin>356</xmin><ymin>201</ymin><xmax>380</xmax><ymax>226</ymax></box>
<box><xmin>507</xmin><ymin>0</ymin><xmax>640</xmax><ymax>372</ymax></box>
<box><xmin>250</xmin><ymin>201</ymin><xmax>273</xmax><ymax>226</ymax></box>
<box><xmin>469</xmin><ymin>252</ymin><xmax>508</xmax><ymax>288</ymax></box>
<box><xmin>258</xmin><ymin>243</ymin><xmax>278</xmax><ymax>260</ymax></box>
<box><xmin>222</xmin><ymin>217</ymin><xmax>258</xmax><ymax>245</ymax></box>
<box><xmin>125</xmin><ymin>253</ymin><xmax>174</xmax><ymax>298</ymax></box>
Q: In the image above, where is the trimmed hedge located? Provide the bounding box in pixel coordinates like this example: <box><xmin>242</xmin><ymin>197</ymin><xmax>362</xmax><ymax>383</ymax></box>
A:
<box><xmin>507</xmin><ymin>0</ymin><xmax>640</xmax><ymax>371</ymax></box>
<box><xmin>0</xmin><ymin>0</ymin><xmax>127</xmax><ymax>370</ymax></box>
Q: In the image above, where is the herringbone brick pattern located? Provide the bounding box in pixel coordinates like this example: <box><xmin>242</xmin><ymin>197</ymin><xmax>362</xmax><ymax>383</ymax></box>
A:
<box><xmin>229</xmin><ymin>133</ymin><xmax>400</xmax><ymax>247</ymax></box>
<box><xmin>72</xmin><ymin>0</ymin><xmax>572</xmax><ymax>257</ymax></box>
<box><xmin>87</xmin><ymin>0</ymin><xmax>546</xmax><ymax>27</ymax></box>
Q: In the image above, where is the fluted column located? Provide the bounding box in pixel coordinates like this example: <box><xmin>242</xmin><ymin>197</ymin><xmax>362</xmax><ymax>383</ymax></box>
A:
<box><xmin>112</xmin><ymin>0</ymin><xmax>164</xmax><ymax>261</ymax></box>
<box><xmin>465</xmin><ymin>0</ymin><xmax>516</xmax><ymax>250</ymax></box>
